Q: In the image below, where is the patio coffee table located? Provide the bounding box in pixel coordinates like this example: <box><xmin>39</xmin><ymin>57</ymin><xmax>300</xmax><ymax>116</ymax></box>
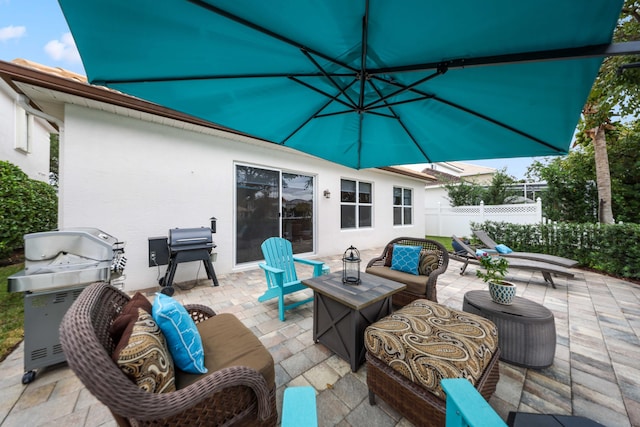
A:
<box><xmin>302</xmin><ymin>271</ymin><xmax>406</xmax><ymax>372</ymax></box>
<box><xmin>462</xmin><ymin>290</ymin><xmax>556</xmax><ymax>369</ymax></box>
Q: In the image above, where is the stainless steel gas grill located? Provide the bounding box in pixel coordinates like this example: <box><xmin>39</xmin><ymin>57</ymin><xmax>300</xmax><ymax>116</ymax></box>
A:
<box><xmin>8</xmin><ymin>228</ymin><xmax>126</xmax><ymax>384</ymax></box>
<box><xmin>159</xmin><ymin>227</ymin><xmax>218</xmax><ymax>296</ymax></box>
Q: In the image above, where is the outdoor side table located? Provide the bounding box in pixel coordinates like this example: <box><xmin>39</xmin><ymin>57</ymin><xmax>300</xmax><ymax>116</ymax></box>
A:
<box><xmin>462</xmin><ymin>290</ymin><xmax>556</xmax><ymax>369</ymax></box>
<box><xmin>302</xmin><ymin>271</ymin><xmax>406</xmax><ymax>372</ymax></box>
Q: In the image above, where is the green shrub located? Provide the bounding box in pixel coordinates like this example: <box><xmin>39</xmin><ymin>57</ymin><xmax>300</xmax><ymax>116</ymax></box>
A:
<box><xmin>471</xmin><ymin>220</ymin><xmax>640</xmax><ymax>279</ymax></box>
<box><xmin>0</xmin><ymin>161</ymin><xmax>57</xmax><ymax>259</ymax></box>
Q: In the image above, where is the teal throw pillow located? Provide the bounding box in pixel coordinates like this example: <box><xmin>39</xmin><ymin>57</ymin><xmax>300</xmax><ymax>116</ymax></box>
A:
<box><xmin>152</xmin><ymin>293</ymin><xmax>207</xmax><ymax>374</ymax></box>
<box><xmin>495</xmin><ymin>244</ymin><xmax>513</xmax><ymax>254</ymax></box>
<box><xmin>390</xmin><ymin>244</ymin><xmax>421</xmax><ymax>275</ymax></box>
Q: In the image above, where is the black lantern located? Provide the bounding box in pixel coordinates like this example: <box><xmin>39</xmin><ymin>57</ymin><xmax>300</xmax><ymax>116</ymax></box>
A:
<box><xmin>342</xmin><ymin>245</ymin><xmax>361</xmax><ymax>285</ymax></box>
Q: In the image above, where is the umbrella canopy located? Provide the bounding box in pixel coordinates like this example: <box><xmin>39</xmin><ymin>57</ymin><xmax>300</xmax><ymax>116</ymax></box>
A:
<box><xmin>58</xmin><ymin>0</ymin><xmax>624</xmax><ymax>169</ymax></box>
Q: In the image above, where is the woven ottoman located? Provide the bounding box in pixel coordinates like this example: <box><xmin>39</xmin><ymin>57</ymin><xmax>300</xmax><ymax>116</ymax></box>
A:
<box><xmin>365</xmin><ymin>299</ymin><xmax>500</xmax><ymax>427</ymax></box>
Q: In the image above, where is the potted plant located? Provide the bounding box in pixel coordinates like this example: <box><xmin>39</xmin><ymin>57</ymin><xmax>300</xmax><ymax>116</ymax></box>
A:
<box><xmin>476</xmin><ymin>253</ymin><xmax>516</xmax><ymax>305</ymax></box>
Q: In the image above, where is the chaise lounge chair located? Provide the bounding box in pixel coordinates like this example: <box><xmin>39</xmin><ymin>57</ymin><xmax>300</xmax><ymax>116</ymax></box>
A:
<box><xmin>473</xmin><ymin>229</ymin><xmax>579</xmax><ymax>268</ymax></box>
<box><xmin>451</xmin><ymin>235</ymin><xmax>574</xmax><ymax>288</ymax></box>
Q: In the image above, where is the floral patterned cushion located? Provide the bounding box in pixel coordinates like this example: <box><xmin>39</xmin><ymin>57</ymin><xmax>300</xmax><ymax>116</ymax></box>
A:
<box><xmin>113</xmin><ymin>308</ymin><xmax>176</xmax><ymax>393</ymax></box>
<box><xmin>418</xmin><ymin>250</ymin><xmax>440</xmax><ymax>275</ymax></box>
<box><xmin>364</xmin><ymin>299</ymin><xmax>498</xmax><ymax>399</ymax></box>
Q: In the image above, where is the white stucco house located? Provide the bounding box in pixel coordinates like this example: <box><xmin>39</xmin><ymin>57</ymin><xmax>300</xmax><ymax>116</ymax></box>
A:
<box><xmin>0</xmin><ymin>59</ymin><xmax>436</xmax><ymax>292</ymax></box>
<box><xmin>404</xmin><ymin>162</ymin><xmax>497</xmax><ymax>208</ymax></box>
<box><xmin>0</xmin><ymin>62</ymin><xmax>58</xmax><ymax>183</ymax></box>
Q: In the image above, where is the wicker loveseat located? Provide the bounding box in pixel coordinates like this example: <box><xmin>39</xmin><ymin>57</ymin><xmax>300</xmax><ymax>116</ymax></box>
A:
<box><xmin>365</xmin><ymin>237</ymin><xmax>449</xmax><ymax>306</ymax></box>
<box><xmin>59</xmin><ymin>282</ymin><xmax>277</xmax><ymax>426</ymax></box>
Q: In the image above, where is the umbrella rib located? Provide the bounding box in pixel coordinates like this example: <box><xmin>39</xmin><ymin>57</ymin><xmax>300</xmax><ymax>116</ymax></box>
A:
<box><xmin>279</xmin><ymin>100</ymin><xmax>334</xmax><ymax>145</ymax></box>
<box><xmin>432</xmin><ymin>96</ymin><xmax>563</xmax><ymax>152</ymax></box>
<box><xmin>288</xmin><ymin>76</ymin><xmax>356</xmax><ymax>110</ymax></box>
<box><xmin>358</xmin><ymin>0</ymin><xmax>370</xmax><ymax>111</ymax></box>
<box><xmin>316</xmin><ymin>110</ymin><xmax>361</xmax><ymax>118</ymax></box>
<box><xmin>299</xmin><ymin>50</ymin><xmax>358</xmax><ymax>108</ymax></box>
<box><xmin>367</xmin><ymin>80</ymin><xmax>433</xmax><ymax>163</ymax></box>
<box><xmin>364</xmin><ymin>68</ymin><xmax>444</xmax><ymax>110</ymax></box>
<box><xmin>94</xmin><ymin>72</ymin><xmax>355</xmax><ymax>86</ymax></box>
<box><xmin>368</xmin><ymin>76</ymin><xmax>559</xmax><ymax>152</ymax></box>
<box><xmin>367</xmin><ymin>42</ymin><xmax>640</xmax><ymax>75</ymax></box>
<box><xmin>281</xmin><ymin>80</ymin><xmax>359</xmax><ymax>144</ymax></box>
<box><xmin>357</xmin><ymin>112</ymin><xmax>363</xmax><ymax>169</ymax></box>
<box><xmin>366</xmin><ymin>95</ymin><xmax>435</xmax><ymax>111</ymax></box>
<box><xmin>364</xmin><ymin>111</ymin><xmax>395</xmax><ymax>119</ymax></box>
<box><xmin>186</xmin><ymin>0</ymin><xmax>358</xmax><ymax>73</ymax></box>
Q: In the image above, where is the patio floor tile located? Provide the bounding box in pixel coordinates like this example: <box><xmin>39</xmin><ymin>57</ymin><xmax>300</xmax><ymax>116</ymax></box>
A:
<box><xmin>1</xmin><ymin>245</ymin><xmax>638</xmax><ymax>426</ymax></box>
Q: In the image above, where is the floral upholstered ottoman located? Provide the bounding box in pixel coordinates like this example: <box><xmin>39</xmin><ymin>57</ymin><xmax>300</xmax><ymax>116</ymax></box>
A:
<box><xmin>364</xmin><ymin>299</ymin><xmax>501</xmax><ymax>427</ymax></box>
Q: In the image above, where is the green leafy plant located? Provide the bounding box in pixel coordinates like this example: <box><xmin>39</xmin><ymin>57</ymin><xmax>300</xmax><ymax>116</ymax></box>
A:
<box><xmin>0</xmin><ymin>161</ymin><xmax>57</xmax><ymax>259</ymax></box>
<box><xmin>475</xmin><ymin>254</ymin><xmax>509</xmax><ymax>284</ymax></box>
<box><xmin>470</xmin><ymin>220</ymin><xmax>640</xmax><ymax>279</ymax></box>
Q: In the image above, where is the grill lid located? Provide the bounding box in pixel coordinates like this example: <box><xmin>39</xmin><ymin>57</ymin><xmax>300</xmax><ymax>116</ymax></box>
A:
<box><xmin>168</xmin><ymin>227</ymin><xmax>213</xmax><ymax>252</ymax></box>
<box><xmin>8</xmin><ymin>228</ymin><xmax>125</xmax><ymax>293</ymax></box>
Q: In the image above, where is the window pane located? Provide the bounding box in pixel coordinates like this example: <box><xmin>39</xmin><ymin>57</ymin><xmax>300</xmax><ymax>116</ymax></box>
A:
<box><xmin>341</xmin><ymin>179</ymin><xmax>356</xmax><ymax>203</ymax></box>
<box><xmin>403</xmin><ymin>207</ymin><xmax>412</xmax><ymax>225</ymax></box>
<box><xmin>393</xmin><ymin>207</ymin><xmax>402</xmax><ymax>225</ymax></box>
<box><xmin>236</xmin><ymin>166</ymin><xmax>280</xmax><ymax>263</ymax></box>
<box><xmin>403</xmin><ymin>189</ymin><xmax>412</xmax><ymax>205</ymax></box>
<box><xmin>341</xmin><ymin>205</ymin><xmax>356</xmax><ymax>228</ymax></box>
<box><xmin>393</xmin><ymin>187</ymin><xmax>402</xmax><ymax>205</ymax></box>
<box><xmin>282</xmin><ymin>173</ymin><xmax>314</xmax><ymax>254</ymax></box>
<box><xmin>359</xmin><ymin>182</ymin><xmax>372</xmax><ymax>204</ymax></box>
<box><xmin>359</xmin><ymin>206</ymin><xmax>372</xmax><ymax>227</ymax></box>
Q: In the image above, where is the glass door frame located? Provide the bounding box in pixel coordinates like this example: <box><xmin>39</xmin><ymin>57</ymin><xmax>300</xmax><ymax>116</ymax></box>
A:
<box><xmin>234</xmin><ymin>162</ymin><xmax>316</xmax><ymax>266</ymax></box>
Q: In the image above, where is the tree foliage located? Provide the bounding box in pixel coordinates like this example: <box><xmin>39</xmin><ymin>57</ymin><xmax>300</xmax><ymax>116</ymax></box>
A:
<box><xmin>576</xmin><ymin>1</ymin><xmax>640</xmax><ymax>223</ymax></box>
<box><xmin>608</xmin><ymin>121</ymin><xmax>640</xmax><ymax>222</ymax></box>
<box><xmin>49</xmin><ymin>133</ymin><xmax>59</xmax><ymax>188</ymax></box>
<box><xmin>526</xmin><ymin>151</ymin><xmax>598</xmax><ymax>222</ymax></box>
<box><xmin>580</xmin><ymin>0</ymin><xmax>640</xmax><ymax>130</ymax></box>
<box><xmin>444</xmin><ymin>169</ymin><xmax>518</xmax><ymax>206</ymax></box>
<box><xmin>483</xmin><ymin>170</ymin><xmax>519</xmax><ymax>205</ymax></box>
<box><xmin>443</xmin><ymin>178</ymin><xmax>485</xmax><ymax>206</ymax></box>
<box><xmin>527</xmin><ymin>120</ymin><xmax>640</xmax><ymax>223</ymax></box>
<box><xmin>0</xmin><ymin>161</ymin><xmax>58</xmax><ymax>258</ymax></box>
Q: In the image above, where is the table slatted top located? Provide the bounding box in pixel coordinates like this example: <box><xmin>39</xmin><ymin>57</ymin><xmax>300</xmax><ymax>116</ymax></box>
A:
<box><xmin>302</xmin><ymin>271</ymin><xmax>406</xmax><ymax>310</ymax></box>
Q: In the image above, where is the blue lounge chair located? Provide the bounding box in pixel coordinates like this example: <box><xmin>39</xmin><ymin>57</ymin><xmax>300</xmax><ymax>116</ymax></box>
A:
<box><xmin>451</xmin><ymin>235</ymin><xmax>574</xmax><ymax>288</ymax></box>
<box><xmin>473</xmin><ymin>230</ymin><xmax>578</xmax><ymax>268</ymax></box>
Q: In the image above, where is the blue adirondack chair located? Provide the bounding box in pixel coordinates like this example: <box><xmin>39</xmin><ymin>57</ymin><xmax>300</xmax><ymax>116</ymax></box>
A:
<box><xmin>441</xmin><ymin>378</ymin><xmax>506</xmax><ymax>427</ymax></box>
<box><xmin>258</xmin><ymin>237</ymin><xmax>326</xmax><ymax>321</ymax></box>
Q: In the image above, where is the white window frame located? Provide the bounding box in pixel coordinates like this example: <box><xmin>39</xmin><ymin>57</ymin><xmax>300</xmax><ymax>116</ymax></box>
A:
<box><xmin>340</xmin><ymin>179</ymin><xmax>373</xmax><ymax>229</ymax></box>
<box><xmin>393</xmin><ymin>186</ymin><xmax>413</xmax><ymax>226</ymax></box>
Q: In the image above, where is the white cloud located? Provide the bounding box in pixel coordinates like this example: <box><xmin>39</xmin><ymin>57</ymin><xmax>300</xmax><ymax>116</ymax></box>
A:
<box><xmin>44</xmin><ymin>32</ymin><xmax>81</xmax><ymax>64</ymax></box>
<box><xmin>0</xmin><ymin>25</ymin><xmax>26</xmax><ymax>42</ymax></box>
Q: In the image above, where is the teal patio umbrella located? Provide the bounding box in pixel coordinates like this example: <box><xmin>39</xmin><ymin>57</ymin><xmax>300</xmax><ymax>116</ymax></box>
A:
<box><xmin>58</xmin><ymin>0</ymin><xmax>632</xmax><ymax>169</ymax></box>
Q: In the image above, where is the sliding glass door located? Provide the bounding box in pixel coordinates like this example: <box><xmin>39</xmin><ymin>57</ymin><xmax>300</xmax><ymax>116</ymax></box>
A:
<box><xmin>282</xmin><ymin>172</ymin><xmax>314</xmax><ymax>254</ymax></box>
<box><xmin>236</xmin><ymin>165</ymin><xmax>314</xmax><ymax>263</ymax></box>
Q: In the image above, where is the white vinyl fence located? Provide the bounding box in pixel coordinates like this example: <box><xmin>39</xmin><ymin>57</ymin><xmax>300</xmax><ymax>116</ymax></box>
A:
<box><xmin>425</xmin><ymin>198</ymin><xmax>542</xmax><ymax>238</ymax></box>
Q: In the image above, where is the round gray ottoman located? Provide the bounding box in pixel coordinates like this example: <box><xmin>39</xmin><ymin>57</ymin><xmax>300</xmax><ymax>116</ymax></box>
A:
<box><xmin>463</xmin><ymin>290</ymin><xmax>556</xmax><ymax>368</ymax></box>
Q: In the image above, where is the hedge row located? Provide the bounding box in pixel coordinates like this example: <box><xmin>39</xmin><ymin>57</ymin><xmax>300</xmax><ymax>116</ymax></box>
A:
<box><xmin>0</xmin><ymin>161</ymin><xmax>57</xmax><ymax>259</ymax></box>
<box><xmin>471</xmin><ymin>220</ymin><xmax>640</xmax><ymax>280</ymax></box>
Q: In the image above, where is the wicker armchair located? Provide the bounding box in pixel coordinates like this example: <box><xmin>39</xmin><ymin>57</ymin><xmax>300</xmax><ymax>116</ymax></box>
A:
<box><xmin>366</xmin><ymin>237</ymin><xmax>449</xmax><ymax>306</ymax></box>
<box><xmin>59</xmin><ymin>282</ymin><xmax>277</xmax><ymax>426</ymax></box>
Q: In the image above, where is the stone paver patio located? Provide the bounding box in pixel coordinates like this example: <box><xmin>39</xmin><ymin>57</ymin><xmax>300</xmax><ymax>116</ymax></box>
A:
<box><xmin>1</xmin><ymin>246</ymin><xmax>639</xmax><ymax>426</ymax></box>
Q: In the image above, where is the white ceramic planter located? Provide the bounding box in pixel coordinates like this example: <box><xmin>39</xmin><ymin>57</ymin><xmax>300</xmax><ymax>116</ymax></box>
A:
<box><xmin>488</xmin><ymin>281</ymin><xmax>516</xmax><ymax>305</ymax></box>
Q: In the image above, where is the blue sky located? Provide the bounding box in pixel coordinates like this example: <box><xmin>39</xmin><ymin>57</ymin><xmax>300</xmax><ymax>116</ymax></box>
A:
<box><xmin>0</xmin><ymin>0</ymin><xmax>546</xmax><ymax>179</ymax></box>
<box><xmin>0</xmin><ymin>0</ymin><xmax>85</xmax><ymax>75</ymax></box>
